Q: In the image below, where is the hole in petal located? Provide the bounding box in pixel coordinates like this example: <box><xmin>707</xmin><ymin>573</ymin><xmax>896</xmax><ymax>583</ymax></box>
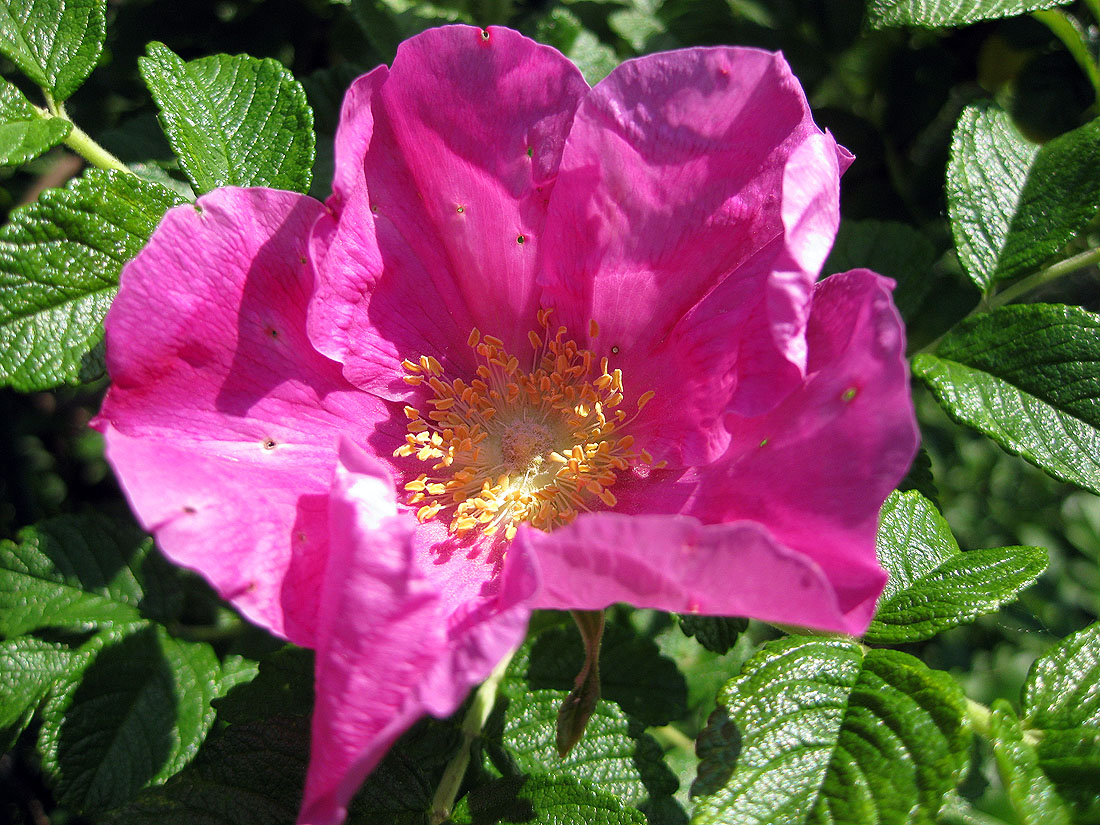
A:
<box><xmin>516</xmin><ymin>235</ymin><xmax>526</xmax><ymax>244</ymax></box>
<box><xmin>263</xmin><ymin>439</ymin><xmax>277</xmax><ymax>450</ymax></box>
<box><xmin>842</xmin><ymin>387</ymin><xmax>858</xmax><ymax>402</ymax></box>
<box><xmin>456</xmin><ymin>205</ymin><xmax>465</xmax><ymax>214</ymax></box>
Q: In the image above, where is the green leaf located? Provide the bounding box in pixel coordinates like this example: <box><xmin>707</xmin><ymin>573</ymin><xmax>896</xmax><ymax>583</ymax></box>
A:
<box><xmin>0</xmin><ymin>0</ymin><xmax>105</xmax><ymax>101</ymax></box>
<box><xmin>608</xmin><ymin>1</ymin><xmax>668</xmax><ymax>53</ymax></box>
<box><xmin>453</xmin><ymin>776</ymin><xmax>648</xmax><ymax>825</ymax></box>
<box><xmin>1032</xmin><ymin>729</ymin><xmax>1100</xmax><ymax>823</ymax></box>
<box><xmin>1024</xmin><ymin>622</ymin><xmax>1100</xmax><ymax>729</ymax></box>
<box><xmin>522</xmin><ymin>622</ymin><xmax>687</xmax><ymax>727</ymax></box>
<box><xmin>691</xmin><ymin>638</ymin><xmax>969</xmax><ymax>825</ymax></box>
<box><xmin>947</xmin><ymin>104</ymin><xmax>1100</xmax><ymax>291</ymax></box>
<box><xmin>946</xmin><ymin>104</ymin><xmax>1038</xmax><ymax>292</ymax></box>
<box><xmin>103</xmin><ymin>715</ymin><xmax>313</xmax><ymax>825</ymax></box>
<box><xmin>822</xmin><ymin>219</ymin><xmax>937</xmax><ymax>320</ymax></box>
<box><xmin>0</xmin><ymin>168</ymin><xmax>185</xmax><ymax>390</ymax></box>
<box><xmin>898</xmin><ymin>447</ymin><xmax>939</xmax><ymax>507</ymax></box>
<box><xmin>1001</xmin><ymin>114</ymin><xmax>1100</xmax><ymax>278</ymax></box>
<box><xmin>213</xmin><ymin>645</ymin><xmax>313</xmax><ymax>725</ymax></box>
<box><xmin>38</xmin><ymin>624</ymin><xmax>237</xmax><ymax>813</ymax></box>
<box><xmin>0</xmin><ymin>512</ymin><xmax>180</xmax><ymax>636</ymax></box>
<box><xmin>866</xmin><ymin>491</ymin><xmax>1047</xmax><ymax>643</ymax></box>
<box><xmin>108</xmin><ymin>711</ymin><xmax>462</xmax><ymax>825</ymax></box>
<box><xmin>677</xmin><ymin>615</ymin><xmax>748</xmax><ymax>655</ymax></box>
<box><xmin>490</xmin><ymin>688</ymin><xmax>681</xmax><ymax>821</ymax></box>
<box><xmin>1021</xmin><ymin>624</ymin><xmax>1100</xmax><ymax>822</ymax></box>
<box><xmin>535</xmin><ymin>8</ymin><xmax>621</xmax><ymax>85</ymax></box>
<box><xmin>0</xmin><ymin>637</ymin><xmax>87</xmax><ymax>732</ymax></box>
<box><xmin>350</xmin><ymin>716</ymin><xmax>464</xmax><ymax>825</ymax></box>
<box><xmin>866</xmin><ymin>0</ymin><xmax>1073</xmax><ymax>28</ymax></box>
<box><xmin>139</xmin><ymin>42</ymin><xmax>315</xmax><ymax>195</ymax></box>
<box><xmin>988</xmin><ymin>700</ymin><xmax>1073</xmax><ymax>825</ymax></box>
<box><xmin>912</xmin><ymin>303</ymin><xmax>1100</xmax><ymax>494</ymax></box>
<box><xmin>0</xmin><ymin>77</ymin><xmax>70</xmax><ymax>164</ymax></box>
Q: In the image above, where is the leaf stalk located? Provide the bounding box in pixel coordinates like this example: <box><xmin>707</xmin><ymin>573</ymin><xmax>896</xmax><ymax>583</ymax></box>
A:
<box><xmin>34</xmin><ymin>100</ymin><xmax>131</xmax><ymax>175</ymax></box>
<box><xmin>991</xmin><ymin>245</ymin><xmax>1100</xmax><ymax>307</ymax></box>
<box><xmin>61</xmin><ymin>119</ymin><xmax>131</xmax><ymax>174</ymax></box>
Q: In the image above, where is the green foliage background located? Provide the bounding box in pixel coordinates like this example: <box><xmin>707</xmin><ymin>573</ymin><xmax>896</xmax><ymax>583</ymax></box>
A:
<box><xmin>1</xmin><ymin>1</ymin><xmax>1099</xmax><ymax>824</ymax></box>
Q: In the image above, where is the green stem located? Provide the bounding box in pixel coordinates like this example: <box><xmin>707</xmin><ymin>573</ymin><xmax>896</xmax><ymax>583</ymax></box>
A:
<box><xmin>1033</xmin><ymin>10</ymin><xmax>1100</xmax><ymax>104</ymax></box>
<box><xmin>913</xmin><ymin>245</ymin><xmax>1100</xmax><ymax>355</ymax></box>
<box><xmin>965</xmin><ymin>697</ymin><xmax>1043</xmax><ymax>747</ymax></box>
<box><xmin>35</xmin><ymin>99</ymin><xmax>132</xmax><ymax>175</ymax></box>
<box><xmin>990</xmin><ymin>244</ymin><xmax>1100</xmax><ymax>307</ymax></box>
<box><xmin>429</xmin><ymin>652</ymin><xmax>513</xmax><ymax>825</ymax></box>
<box><xmin>62</xmin><ymin>119</ymin><xmax>131</xmax><ymax>174</ymax></box>
<box><xmin>43</xmin><ymin>89</ymin><xmax>60</xmax><ymax>117</ymax></box>
<box><xmin>650</xmin><ymin>724</ymin><xmax>695</xmax><ymax>753</ymax></box>
<box><xmin>965</xmin><ymin>698</ymin><xmax>993</xmax><ymax>738</ymax></box>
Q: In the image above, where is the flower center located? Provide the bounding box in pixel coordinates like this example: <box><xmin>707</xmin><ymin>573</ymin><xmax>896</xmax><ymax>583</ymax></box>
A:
<box><xmin>500</xmin><ymin>420</ymin><xmax>554</xmax><ymax>470</ymax></box>
<box><xmin>393</xmin><ymin>310</ymin><xmax>662</xmax><ymax>541</ymax></box>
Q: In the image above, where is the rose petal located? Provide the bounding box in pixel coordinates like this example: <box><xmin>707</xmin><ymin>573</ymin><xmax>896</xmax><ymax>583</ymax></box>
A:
<box><xmin>610</xmin><ymin>269</ymin><xmax>916</xmax><ymax>631</ymax></box>
<box><xmin>308</xmin><ymin>25</ymin><xmax>588</xmax><ymax>398</ymax></box>
<box><xmin>538</xmin><ymin>47</ymin><xmax>842</xmax><ymax>463</ymax></box>
<box><xmin>94</xmin><ymin>188</ymin><xmax>391</xmax><ymax>643</ymax></box>
<box><xmin>517</xmin><ymin>512</ymin><xmax>865</xmax><ymax>633</ymax></box>
<box><xmin>299</xmin><ymin>439</ymin><xmax>534</xmax><ymax>825</ymax></box>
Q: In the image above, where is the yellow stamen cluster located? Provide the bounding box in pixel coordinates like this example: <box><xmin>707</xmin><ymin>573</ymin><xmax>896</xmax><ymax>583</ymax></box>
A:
<box><xmin>394</xmin><ymin>310</ymin><xmax>661</xmax><ymax>541</ymax></box>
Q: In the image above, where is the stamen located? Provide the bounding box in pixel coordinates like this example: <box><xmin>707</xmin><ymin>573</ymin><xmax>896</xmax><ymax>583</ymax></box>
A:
<box><xmin>394</xmin><ymin>320</ymin><xmax>658</xmax><ymax>540</ymax></box>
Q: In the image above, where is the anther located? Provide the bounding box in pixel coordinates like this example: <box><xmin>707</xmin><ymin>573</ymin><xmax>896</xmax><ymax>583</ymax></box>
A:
<box><xmin>395</xmin><ymin>319</ymin><xmax>656</xmax><ymax>541</ymax></box>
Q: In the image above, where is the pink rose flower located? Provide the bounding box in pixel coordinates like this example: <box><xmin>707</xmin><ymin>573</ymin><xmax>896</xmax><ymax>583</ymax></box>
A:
<box><xmin>94</xmin><ymin>24</ymin><xmax>917</xmax><ymax>825</ymax></box>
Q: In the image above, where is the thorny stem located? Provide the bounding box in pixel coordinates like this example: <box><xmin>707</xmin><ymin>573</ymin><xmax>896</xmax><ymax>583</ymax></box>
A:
<box><xmin>429</xmin><ymin>651</ymin><xmax>513</xmax><ymax>825</ymax></box>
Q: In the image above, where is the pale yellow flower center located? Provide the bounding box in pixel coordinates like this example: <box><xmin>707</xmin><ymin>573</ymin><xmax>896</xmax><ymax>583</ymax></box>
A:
<box><xmin>393</xmin><ymin>310</ymin><xmax>663</xmax><ymax>540</ymax></box>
